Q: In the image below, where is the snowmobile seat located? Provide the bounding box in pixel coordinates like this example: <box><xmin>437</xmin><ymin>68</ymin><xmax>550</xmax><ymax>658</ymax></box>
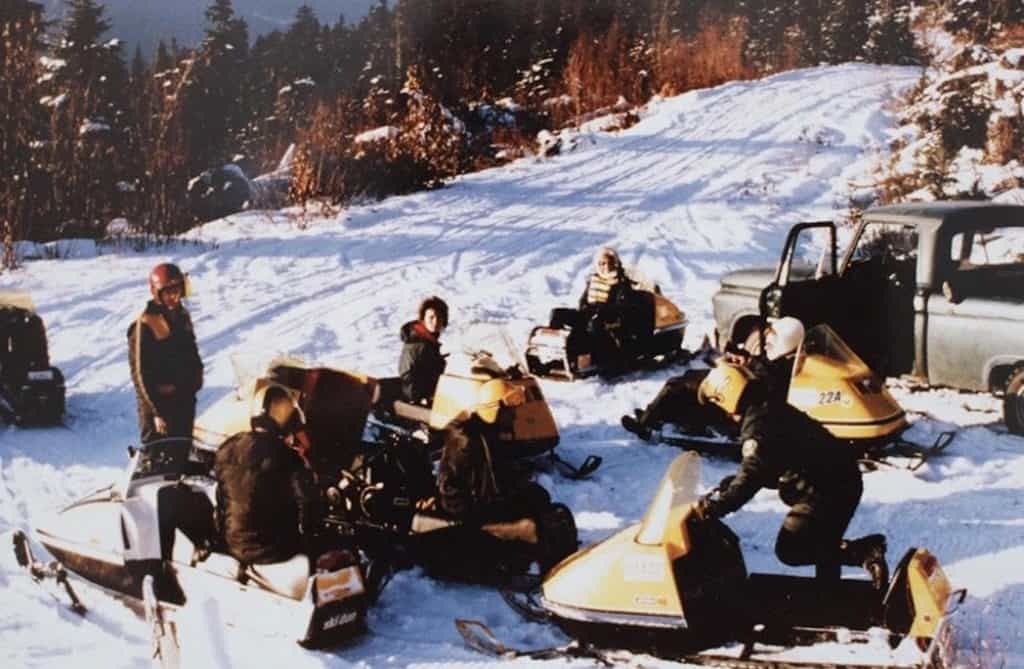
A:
<box><xmin>392</xmin><ymin>400</ymin><xmax>432</xmax><ymax>425</ymax></box>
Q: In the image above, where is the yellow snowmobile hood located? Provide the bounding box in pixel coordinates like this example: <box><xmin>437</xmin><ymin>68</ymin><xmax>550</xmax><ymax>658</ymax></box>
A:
<box><xmin>542</xmin><ymin>453</ymin><xmax>700</xmax><ymax>626</ymax></box>
<box><xmin>788</xmin><ymin>324</ymin><xmax>907</xmax><ymax>441</ymax></box>
<box><xmin>429</xmin><ymin>371</ymin><xmax>559</xmax><ymax>445</ymax></box>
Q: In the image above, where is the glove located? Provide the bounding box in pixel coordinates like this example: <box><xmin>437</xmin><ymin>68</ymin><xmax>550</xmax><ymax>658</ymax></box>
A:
<box><xmin>691</xmin><ymin>495</ymin><xmax>712</xmax><ymax>522</ymax></box>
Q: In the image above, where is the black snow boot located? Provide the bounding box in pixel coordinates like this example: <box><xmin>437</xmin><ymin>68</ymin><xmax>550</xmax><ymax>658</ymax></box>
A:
<box><xmin>841</xmin><ymin>534</ymin><xmax>889</xmax><ymax>591</ymax></box>
<box><xmin>621</xmin><ymin>414</ymin><xmax>653</xmax><ymax>441</ymax></box>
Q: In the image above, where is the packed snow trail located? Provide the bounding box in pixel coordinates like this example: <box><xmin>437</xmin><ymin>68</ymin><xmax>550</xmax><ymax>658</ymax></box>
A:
<box><xmin>2</xmin><ymin>63</ymin><xmax>1023</xmax><ymax>668</ymax></box>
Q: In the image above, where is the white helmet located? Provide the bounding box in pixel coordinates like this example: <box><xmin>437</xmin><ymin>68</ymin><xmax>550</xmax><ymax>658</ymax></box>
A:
<box><xmin>250</xmin><ymin>381</ymin><xmax>306</xmax><ymax>429</ymax></box>
<box><xmin>764</xmin><ymin>317</ymin><xmax>805</xmax><ymax>361</ymax></box>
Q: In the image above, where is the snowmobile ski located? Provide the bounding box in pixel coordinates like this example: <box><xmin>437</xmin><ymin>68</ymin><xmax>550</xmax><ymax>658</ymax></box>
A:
<box><xmin>499</xmin><ymin>585</ymin><xmax>550</xmax><ymax>623</ymax></box>
<box><xmin>12</xmin><ymin>530</ymin><xmax>87</xmax><ymax>615</ymax></box>
<box><xmin>549</xmin><ymin>452</ymin><xmax>602</xmax><ymax>480</ymax></box>
<box><xmin>862</xmin><ymin>430</ymin><xmax>956</xmax><ymax>472</ymax></box>
<box><xmin>454</xmin><ymin>619</ymin><xmax>613</xmax><ymax>665</ymax></box>
<box><xmin>143</xmin><ymin>574</ymin><xmax>181</xmax><ymax>669</ymax></box>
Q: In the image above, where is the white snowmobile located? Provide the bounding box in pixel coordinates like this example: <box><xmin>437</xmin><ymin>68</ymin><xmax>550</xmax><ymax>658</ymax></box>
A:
<box><xmin>14</xmin><ymin>435</ymin><xmax>370</xmax><ymax>662</ymax></box>
<box><xmin>459</xmin><ymin>452</ymin><xmax>964</xmax><ymax>668</ymax></box>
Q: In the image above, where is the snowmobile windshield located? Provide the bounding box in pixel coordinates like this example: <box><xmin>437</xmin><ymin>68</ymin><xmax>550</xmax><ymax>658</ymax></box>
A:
<box><xmin>444</xmin><ymin>321</ymin><xmax>526</xmax><ymax>378</ymax></box>
<box><xmin>636</xmin><ymin>452</ymin><xmax>701</xmax><ymax>546</ymax></box>
<box><xmin>792</xmin><ymin>323</ymin><xmax>871</xmax><ymax>381</ymax></box>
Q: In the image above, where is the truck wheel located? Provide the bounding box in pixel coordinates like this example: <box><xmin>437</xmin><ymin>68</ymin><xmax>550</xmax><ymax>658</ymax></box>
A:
<box><xmin>1005</xmin><ymin>367</ymin><xmax>1024</xmax><ymax>436</ymax></box>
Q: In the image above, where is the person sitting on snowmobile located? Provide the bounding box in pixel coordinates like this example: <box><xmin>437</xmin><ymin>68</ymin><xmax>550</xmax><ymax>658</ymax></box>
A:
<box><xmin>409</xmin><ymin>412</ymin><xmax>577</xmax><ymax>583</ymax></box>
<box><xmin>621</xmin><ymin>316</ymin><xmax>805</xmax><ymax>441</ymax></box>
<box><xmin>398</xmin><ymin>296</ymin><xmax>449</xmax><ymax>405</ymax></box>
<box><xmin>127</xmin><ymin>263</ymin><xmax>204</xmax><ymax>444</ymax></box>
<box><xmin>577</xmin><ymin>247</ymin><xmax>645</xmax><ymax>371</ymax></box>
<box><xmin>690</xmin><ymin>360</ymin><xmax>889</xmax><ymax>590</ymax></box>
<box><xmin>214</xmin><ymin>384</ymin><xmax>321</xmax><ymax>565</ymax></box>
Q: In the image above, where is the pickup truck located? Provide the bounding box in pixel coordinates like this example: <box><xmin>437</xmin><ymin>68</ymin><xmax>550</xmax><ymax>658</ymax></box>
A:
<box><xmin>711</xmin><ymin>201</ymin><xmax>1024</xmax><ymax>435</ymax></box>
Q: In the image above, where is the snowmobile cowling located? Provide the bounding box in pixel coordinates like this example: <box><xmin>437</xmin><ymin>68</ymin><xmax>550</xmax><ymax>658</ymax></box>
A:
<box><xmin>537</xmin><ymin>452</ymin><xmax>962</xmax><ymax>668</ymax></box>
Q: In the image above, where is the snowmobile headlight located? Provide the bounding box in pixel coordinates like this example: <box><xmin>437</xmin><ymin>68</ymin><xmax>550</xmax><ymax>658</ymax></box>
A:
<box><xmin>502</xmin><ymin>386</ymin><xmax>527</xmax><ymax>407</ymax></box>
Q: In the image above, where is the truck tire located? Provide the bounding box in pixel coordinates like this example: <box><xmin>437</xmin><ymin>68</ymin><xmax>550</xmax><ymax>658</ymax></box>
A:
<box><xmin>1005</xmin><ymin>367</ymin><xmax>1024</xmax><ymax>436</ymax></box>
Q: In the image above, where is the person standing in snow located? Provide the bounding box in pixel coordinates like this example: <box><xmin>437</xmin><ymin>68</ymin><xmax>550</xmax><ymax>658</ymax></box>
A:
<box><xmin>127</xmin><ymin>263</ymin><xmax>204</xmax><ymax>444</ymax></box>
<box><xmin>398</xmin><ymin>296</ymin><xmax>449</xmax><ymax>405</ymax></box>
<box><xmin>690</xmin><ymin>359</ymin><xmax>889</xmax><ymax>590</ymax></box>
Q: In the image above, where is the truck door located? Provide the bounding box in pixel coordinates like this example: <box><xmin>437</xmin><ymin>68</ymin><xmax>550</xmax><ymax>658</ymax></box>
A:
<box><xmin>760</xmin><ymin>222</ymin><xmax>847</xmax><ymax>337</ymax></box>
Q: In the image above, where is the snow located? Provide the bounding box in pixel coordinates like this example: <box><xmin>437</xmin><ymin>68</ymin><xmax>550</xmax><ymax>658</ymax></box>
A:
<box><xmin>3</xmin><ymin>63</ymin><xmax>1024</xmax><ymax>668</ymax></box>
<box><xmin>354</xmin><ymin>125</ymin><xmax>399</xmax><ymax>144</ymax></box>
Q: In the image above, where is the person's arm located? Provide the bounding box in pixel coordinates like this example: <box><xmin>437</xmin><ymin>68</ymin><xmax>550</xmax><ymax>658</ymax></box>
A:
<box><xmin>128</xmin><ymin>319</ymin><xmax>165</xmax><ymax>415</ymax></box>
<box><xmin>579</xmin><ymin>278</ymin><xmax>591</xmax><ymax>309</ymax></box>
<box><xmin>183</xmin><ymin>311</ymin><xmax>203</xmax><ymax>393</ymax></box>
<box><xmin>700</xmin><ymin>404</ymin><xmax>771</xmax><ymax>519</ymax></box>
<box><xmin>291</xmin><ymin>464</ymin><xmax>320</xmax><ymax>553</ymax></box>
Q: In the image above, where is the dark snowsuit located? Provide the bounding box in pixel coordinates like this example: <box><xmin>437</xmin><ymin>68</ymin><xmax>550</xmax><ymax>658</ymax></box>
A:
<box><xmin>577</xmin><ymin>271</ymin><xmax>646</xmax><ymax>368</ymax></box>
<box><xmin>214</xmin><ymin>415</ymin><xmax>320</xmax><ymax>565</ymax></box>
<box><xmin>398</xmin><ymin>320</ymin><xmax>446</xmax><ymax>405</ymax></box>
<box><xmin>127</xmin><ymin>300</ymin><xmax>203</xmax><ymax>444</ymax></box>
<box><xmin>699</xmin><ymin>381</ymin><xmax>862</xmax><ymax>580</ymax></box>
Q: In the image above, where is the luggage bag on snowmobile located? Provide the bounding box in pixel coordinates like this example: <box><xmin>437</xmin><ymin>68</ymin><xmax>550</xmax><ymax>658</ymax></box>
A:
<box><xmin>0</xmin><ymin>293</ymin><xmax>66</xmax><ymax>425</ymax></box>
<box><xmin>525</xmin><ymin>290</ymin><xmax>688</xmax><ymax>380</ymax></box>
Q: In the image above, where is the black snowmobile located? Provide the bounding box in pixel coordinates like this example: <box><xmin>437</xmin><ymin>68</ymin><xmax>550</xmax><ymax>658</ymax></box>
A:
<box><xmin>196</xmin><ymin>359</ymin><xmax>580</xmax><ymax>589</ymax></box>
<box><xmin>525</xmin><ymin>288</ymin><xmax>689</xmax><ymax>380</ymax></box>
<box><xmin>0</xmin><ymin>292</ymin><xmax>65</xmax><ymax>425</ymax></box>
<box><xmin>459</xmin><ymin>452</ymin><xmax>964</xmax><ymax>669</ymax></box>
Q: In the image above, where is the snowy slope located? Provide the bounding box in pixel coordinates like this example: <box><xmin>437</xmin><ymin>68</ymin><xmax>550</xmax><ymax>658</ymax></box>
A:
<box><xmin>2</xmin><ymin>63</ymin><xmax>1022</xmax><ymax>668</ymax></box>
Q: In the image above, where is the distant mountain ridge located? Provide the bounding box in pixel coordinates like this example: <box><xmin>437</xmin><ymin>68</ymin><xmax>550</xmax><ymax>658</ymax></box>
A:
<box><xmin>43</xmin><ymin>0</ymin><xmax>373</xmax><ymax>55</ymax></box>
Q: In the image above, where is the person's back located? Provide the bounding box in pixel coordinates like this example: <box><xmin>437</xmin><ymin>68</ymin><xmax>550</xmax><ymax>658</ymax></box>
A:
<box><xmin>215</xmin><ymin>388</ymin><xmax>317</xmax><ymax>565</ymax></box>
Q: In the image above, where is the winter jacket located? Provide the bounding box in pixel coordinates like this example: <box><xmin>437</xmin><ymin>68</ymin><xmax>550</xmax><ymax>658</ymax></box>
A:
<box><xmin>214</xmin><ymin>415</ymin><xmax>319</xmax><ymax>565</ymax></box>
<box><xmin>700</xmin><ymin>381</ymin><xmax>860</xmax><ymax>520</ymax></box>
<box><xmin>578</xmin><ymin>270</ymin><xmax>636</xmax><ymax>309</ymax></box>
<box><xmin>398</xmin><ymin>320</ymin><xmax>446</xmax><ymax>405</ymax></box>
<box><xmin>127</xmin><ymin>301</ymin><xmax>203</xmax><ymax>420</ymax></box>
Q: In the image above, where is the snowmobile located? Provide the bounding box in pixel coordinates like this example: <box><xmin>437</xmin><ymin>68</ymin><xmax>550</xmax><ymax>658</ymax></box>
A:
<box><xmin>0</xmin><ymin>292</ymin><xmax>65</xmax><ymax>425</ymax></box>
<box><xmin>16</xmin><ymin>435</ymin><xmax>370</xmax><ymax>658</ymax></box>
<box><xmin>195</xmin><ymin>358</ymin><xmax>581</xmax><ymax>588</ymax></box>
<box><xmin>623</xmin><ymin>324</ymin><xmax>950</xmax><ymax>467</ymax></box>
<box><xmin>525</xmin><ymin>287</ymin><xmax>688</xmax><ymax>381</ymax></box>
<box><xmin>459</xmin><ymin>451</ymin><xmax>964</xmax><ymax>668</ymax></box>
<box><xmin>369</xmin><ymin>322</ymin><xmax>601</xmax><ymax>478</ymax></box>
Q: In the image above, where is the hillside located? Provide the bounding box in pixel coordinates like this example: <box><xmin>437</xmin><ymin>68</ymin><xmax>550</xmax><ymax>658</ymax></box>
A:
<box><xmin>2</xmin><ymin>63</ymin><xmax>1022</xmax><ymax>668</ymax></box>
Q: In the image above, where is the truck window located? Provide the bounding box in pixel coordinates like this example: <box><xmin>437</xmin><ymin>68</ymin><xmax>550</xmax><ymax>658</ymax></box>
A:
<box><xmin>946</xmin><ymin>226</ymin><xmax>1024</xmax><ymax>300</ymax></box>
<box><xmin>786</xmin><ymin>226</ymin><xmax>835</xmax><ymax>281</ymax></box>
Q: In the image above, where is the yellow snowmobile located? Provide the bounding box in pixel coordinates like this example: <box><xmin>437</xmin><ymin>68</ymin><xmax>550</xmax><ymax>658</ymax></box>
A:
<box><xmin>458</xmin><ymin>452</ymin><xmax>964</xmax><ymax>668</ymax></box>
<box><xmin>525</xmin><ymin>289</ymin><xmax>688</xmax><ymax>380</ymax></box>
<box><xmin>371</xmin><ymin>322</ymin><xmax>600</xmax><ymax>478</ymax></box>
<box><xmin>624</xmin><ymin>324</ymin><xmax>944</xmax><ymax>466</ymax></box>
<box><xmin>194</xmin><ymin>355</ymin><xmax>581</xmax><ymax>587</ymax></box>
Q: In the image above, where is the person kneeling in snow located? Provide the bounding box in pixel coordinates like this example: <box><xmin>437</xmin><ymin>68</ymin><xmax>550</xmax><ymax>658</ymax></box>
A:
<box><xmin>214</xmin><ymin>384</ymin><xmax>320</xmax><ymax>565</ymax></box>
<box><xmin>690</xmin><ymin>360</ymin><xmax>889</xmax><ymax>590</ymax></box>
<box><xmin>398</xmin><ymin>296</ymin><xmax>449</xmax><ymax>406</ymax></box>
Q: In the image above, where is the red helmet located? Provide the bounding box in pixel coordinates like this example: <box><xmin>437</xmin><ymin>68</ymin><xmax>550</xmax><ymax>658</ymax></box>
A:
<box><xmin>149</xmin><ymin>263</ymin><xmax>186</xmax><ymax>299</ymax></box>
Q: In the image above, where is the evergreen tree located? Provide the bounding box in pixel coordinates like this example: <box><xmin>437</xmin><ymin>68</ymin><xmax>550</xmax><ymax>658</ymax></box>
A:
<box><xmin>865</xmin><ymin>0</ymin><xmax>921</xmax><ymax>65</ymax></box>
<box><xmin>0</xmin><ymin>0</ymin><xmax>48</xmax><ymax>255</ymax></box>
<box><xmin>821</xmin><ymin>0</ymin><xmax>869</xmax><ymax>64</ymax></box>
